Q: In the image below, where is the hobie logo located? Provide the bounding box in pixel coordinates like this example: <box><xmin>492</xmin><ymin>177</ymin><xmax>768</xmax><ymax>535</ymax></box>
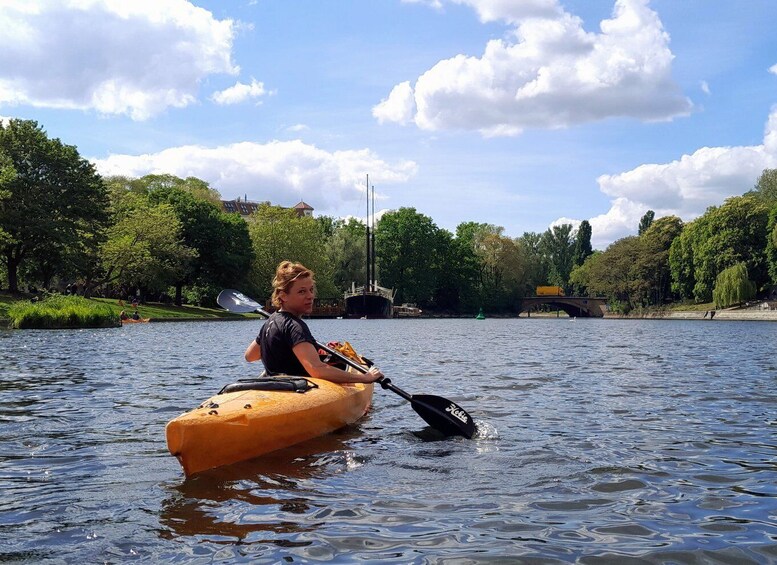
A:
<box><xmin>446</xmin><ymin>403</ymin><xmax>468</xmax><ymax>424</ymax></box>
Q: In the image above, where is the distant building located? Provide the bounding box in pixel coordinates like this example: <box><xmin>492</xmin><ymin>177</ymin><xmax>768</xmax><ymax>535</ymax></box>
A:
<box><xmin>293</xmin><ymin>201</ymin><xmax>314</xmax><ymax>217</ymax></box>
<box><xmin>221</xmin><ymin>197</ymin><xmax>314</xmax><ymax>218</ymax></box>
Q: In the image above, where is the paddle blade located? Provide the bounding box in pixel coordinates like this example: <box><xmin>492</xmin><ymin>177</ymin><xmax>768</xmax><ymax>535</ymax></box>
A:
<box><xmin>410</xmin><ymin>394</ymin><xmax>476</xmax><ymax>439</ymax></box>
<box><xmin>217</xmin><ymin>289</ymin><xmax>262</xmax><ymax>313</ymax></box>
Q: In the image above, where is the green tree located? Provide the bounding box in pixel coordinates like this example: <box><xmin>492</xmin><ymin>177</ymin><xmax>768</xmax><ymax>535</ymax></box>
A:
<box><xmin>97</xmin><ymin>191</ymin><xmax>196</xmax><ymax>292</ymax></box>
<box><xmin>636</xmin><ymin>215</ymin><xmax>683</xmax><ymax>304</ymax></box>
<box><xmin>638</xmin><ymin>210</ymin><xmax>655</xmax><ymax>235</ymax></box>
<box><xmin>148</xmin><ymin>184</ymin><xmax>252</xmax><ymax>305</ymax></box>
<box><xmin>569</xmin><ymin>250</ymin><xmax>601</xmax><ymax>296</ymax></box>
<box><xmin>375</xmin><ymin>207</ymin><xmax>442</xmax><ymax>306</ymax></box>
<box><xmin>750</xmin><ymin>168</ymin><xmax>777</xmax><ymax>203</ymax></box>
<box><xmin>766</xmin><ymin>204</ymin><xmax>777</xmax><ymax>285</ymax></box>
<box><xmin>518</xmin><ymin>231</ymin><xmax>550</xmax><ymax>292</ymax></box>
<box><xmin>582</xmin><ymin>237</ymin><xmax>643</xmax><ymax>312</ymax></box>
<box><xmin>0</xmin><ymin>119</ymin><xmax>108</xmax><ymax>293</ymax></box>
<box><xmin>540</xmin><ymin>224</ymin><xmax>575</xmax><ymax>288</ymax></box>
<box><xmin>713</xmin><ymin>262</ymin><xmax>755</xmax><ymax>308</ymax></box>
<box><xmin>669</xmin><ymin>195</ymin><xmax>769</xmax><ymax>302</ymax></box>
<box><xmin>326</xmin><ymin>217</ymin><xmax>367</xmax><ymax>291</ymax></box>
<box><xmin>573</xmin><ymin>220</ymin><xmax>593</xmax><ymax>267</ymax></box>
<box><xmin>248</xmin><ymin>204</ymin><xmax>334</xmax><ymax>301</ymax></box>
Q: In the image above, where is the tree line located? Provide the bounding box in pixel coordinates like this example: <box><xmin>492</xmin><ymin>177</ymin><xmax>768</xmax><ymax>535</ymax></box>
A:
<box><xmin>2</xmin><ymin>119</ymin><xmax>776</xmax><ymax>313</ymax></box>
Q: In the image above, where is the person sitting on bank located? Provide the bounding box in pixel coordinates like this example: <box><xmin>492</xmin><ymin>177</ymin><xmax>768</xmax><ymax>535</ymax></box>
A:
<box><xmin>244</xmin><ymin>261</ymin><xmax>383</xmax><ymax>384</ymax></box>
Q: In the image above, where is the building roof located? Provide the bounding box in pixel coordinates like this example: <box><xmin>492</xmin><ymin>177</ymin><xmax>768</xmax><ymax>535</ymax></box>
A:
<box><xmin>293</xmin><ymin>201</ymin><xmax>314</xmax><ymax>210</ymax></box>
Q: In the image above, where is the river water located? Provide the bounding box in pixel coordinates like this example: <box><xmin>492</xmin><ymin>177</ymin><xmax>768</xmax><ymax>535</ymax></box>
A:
<box><xmin>1</xmin><ymin>318</ymin><xmax>776</xmax><ymax>563</ymax></box>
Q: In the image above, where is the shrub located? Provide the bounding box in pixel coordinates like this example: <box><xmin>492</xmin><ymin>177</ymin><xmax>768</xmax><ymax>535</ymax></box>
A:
<box><xmin>8</xmin><ymin>294</ymin><xmax>119</xmax><ymax>329</ymax></box>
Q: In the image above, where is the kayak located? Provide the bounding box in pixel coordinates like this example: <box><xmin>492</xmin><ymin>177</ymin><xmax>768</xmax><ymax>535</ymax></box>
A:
<box><xmin>166</xmin><ymin>375</ymin><xmax>373</xmax><ymax>477</ymax></box>
<box><xmin>121</xmin><ymin>318</ymin><xmax>150</xmax><ymax>324</ymax></box>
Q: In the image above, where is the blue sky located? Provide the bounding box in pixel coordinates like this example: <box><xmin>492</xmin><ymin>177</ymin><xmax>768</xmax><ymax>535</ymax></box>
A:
<box><xmin>1</xmin><ymin>0</ymin><xmax>776</xmax><ymax>248</ymax></box>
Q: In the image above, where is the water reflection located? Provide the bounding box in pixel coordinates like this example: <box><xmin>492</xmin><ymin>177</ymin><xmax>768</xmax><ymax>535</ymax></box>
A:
<box><xmin>159</xmin><ymin>431</ymin><xmax>362</xmax><ymax>544</ymax></box>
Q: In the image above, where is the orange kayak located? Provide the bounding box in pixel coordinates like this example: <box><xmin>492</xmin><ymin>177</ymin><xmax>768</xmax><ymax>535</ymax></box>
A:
<box><xmin>166</xmin><ymin>376</ymin><xmax>373</xmax><ymax>477</ymax></box>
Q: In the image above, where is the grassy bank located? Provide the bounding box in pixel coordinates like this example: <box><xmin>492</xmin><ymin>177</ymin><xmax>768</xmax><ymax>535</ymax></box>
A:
<box><xmin>91</xmin><ymin>297</ymin><xmax>255</xmax><ymax>320</ymax></box>
<box><xmin>8</xmin><ymin>295</ymin><xmax>119</xmax><ymax>329</ymax></box>
<box><xmin>0</xmin><ymin>292</ymin><xmax>255</xmax><ymax>328</ymax></box>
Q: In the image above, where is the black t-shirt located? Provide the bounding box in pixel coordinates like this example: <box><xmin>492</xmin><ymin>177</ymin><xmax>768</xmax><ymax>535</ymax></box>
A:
<box><xmin>256</xmin><ymin>311</ymin><xmax>317</xmax><ymax>376</ymax></box>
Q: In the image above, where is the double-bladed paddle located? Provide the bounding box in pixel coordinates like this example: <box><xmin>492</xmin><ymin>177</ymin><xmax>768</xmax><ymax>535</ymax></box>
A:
<box><xmin>217</xmin><ymin>289</ymin><xmax>476</xmax><ymax>439</ymax></box>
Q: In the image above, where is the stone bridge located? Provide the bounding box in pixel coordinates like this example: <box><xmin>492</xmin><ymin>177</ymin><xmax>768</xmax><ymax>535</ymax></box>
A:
<box><xmin>520</xmin><ymin>296</ymin><xmax>607</xmax><ymax>318</ymax></box>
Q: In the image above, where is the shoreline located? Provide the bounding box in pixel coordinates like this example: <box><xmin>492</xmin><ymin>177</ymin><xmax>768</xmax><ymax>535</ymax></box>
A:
<box><xmin>603</xmin><ymin>310</ymin><xmax>777</xmax><ymax>322</ymax></box>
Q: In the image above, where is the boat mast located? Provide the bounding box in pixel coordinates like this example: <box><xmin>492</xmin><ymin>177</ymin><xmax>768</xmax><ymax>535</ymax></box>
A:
<box><xmin>365</xmin><ymin>174</ymin><xmax>371</xmax><ymax>290</ymax></box>
<box><xmin>370</xmin><ymin>179</ymin><xmax>376</xmax><ymax>288</ymax></box>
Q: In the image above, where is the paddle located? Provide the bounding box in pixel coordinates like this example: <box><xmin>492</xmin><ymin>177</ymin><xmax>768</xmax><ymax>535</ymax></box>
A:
<box><xmin>217</xmin><ymin>289</ymin><xmax>476</xmax><ymax>439</ymax></box>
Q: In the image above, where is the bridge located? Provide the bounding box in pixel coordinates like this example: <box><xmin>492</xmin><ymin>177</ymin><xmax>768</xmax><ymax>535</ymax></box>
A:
<box><xmin>520</xmin><ymin>296</ymin><xmax>607</xmax><ymax>318</ymax></box>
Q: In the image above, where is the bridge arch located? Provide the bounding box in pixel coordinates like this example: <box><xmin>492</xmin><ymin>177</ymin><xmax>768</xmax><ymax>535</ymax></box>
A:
<box><xmin>520</xmin><ymin>297</ymin><xmax>606</xmax><ymax>318</ymax></box>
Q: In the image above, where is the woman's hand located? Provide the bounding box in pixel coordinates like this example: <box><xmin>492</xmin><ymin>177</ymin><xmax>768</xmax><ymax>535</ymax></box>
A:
<box><xmin>364</xmin><ymin>366</ymin><xmax>383</xmax><ymax>382</ymax></box>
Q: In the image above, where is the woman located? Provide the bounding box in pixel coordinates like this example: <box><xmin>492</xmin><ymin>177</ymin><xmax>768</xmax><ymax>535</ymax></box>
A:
<box><xmin>245</xmin><ymin>261</ymin><xmax>383</xmax><ymax>384</ymax></box>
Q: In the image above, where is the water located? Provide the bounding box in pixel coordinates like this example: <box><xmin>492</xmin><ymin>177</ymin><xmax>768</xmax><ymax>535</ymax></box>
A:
<box><xmin>1</xmin><ymin>318</ymin><xmax>776</xmax><ymax>563</ymax></box>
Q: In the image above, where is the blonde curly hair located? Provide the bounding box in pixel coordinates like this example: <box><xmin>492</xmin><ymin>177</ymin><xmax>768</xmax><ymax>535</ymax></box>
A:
<box><xmin>271</xmin><ymin>261</ymin><xmax>315</xmax><ymax>308</ymax></box>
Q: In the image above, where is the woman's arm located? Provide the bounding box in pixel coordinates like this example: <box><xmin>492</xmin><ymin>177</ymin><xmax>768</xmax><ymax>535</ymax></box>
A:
<box><xmin>292</xmin><ymin>341</ymin><xmax>383</xmax><ymax>384</ymax></box>
<box><xmin>244</xmin><ymin>339</ymin><xmax>261</xmax><ymax>362</ymax></box>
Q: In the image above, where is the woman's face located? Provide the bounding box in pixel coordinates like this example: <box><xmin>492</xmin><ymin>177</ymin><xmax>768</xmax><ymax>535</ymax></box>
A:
<box><xmin>279</xmin><ymin>276</ymin><xmax>315</xmax><ymax>316</ymax></box>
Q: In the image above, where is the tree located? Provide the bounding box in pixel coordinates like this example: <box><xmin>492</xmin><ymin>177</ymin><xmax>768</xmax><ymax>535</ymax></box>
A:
<box><xmin>0</xmin><ymin>119</ymin><xmax>109</xmax><ymax>293</ymax></box>
<box><xmin>326</xmin><ymin>217</ymin><xmax>367</xmax><ymax>292</ymax></box>
<box><xmin>669</xmin><ymin>195</ymin><xmax>769</xmax><ymax>302</ymax></box>
<box><xmin>144</xmin><ymin>180</ymin><xmax>252</xmax><ymax>306</ymax></box>
<box><xmin>583</xmin><ymin>236</ymin><xmax>643</xmax><ymax>312</ymax></box>
<box><xmin>97</xmin><ymin>191</ymin><xmax>196</xmax><ymax>292</ymax></box>
<box><xmin>518</xmin><ymin>231</ymin><xmax>550</xmax><ymax>292</ymax></box>
<box><xmin>540</xmin><ymin>224</ymin><xmax>575</xmax><ymax>288</ymax></box>
<box><xmin>638</xmin><ymin>210</ymin><xmax>655</xmax><ymax>235</ymax></box>
<box><xmin>573</xmin><ymin>220</ymin><xmax>593</xmax><ymax>267</ymax></box>
<box><xmin>713</xmin><ymin>262</ymin><xmax>755</xmax><ymax>308</ymax></box>
<box><xmin>766</xmin><ymin>204</ymin><xmax>777</xmax><ymax>286</ymax></box>
<box><xmin>375</xmin><ymin>208</ymin><xmax>443</xmax><ymax>306</ymax></box>
<box><xmin>637</xmin><ymin>216</ymin><xmax>683</xmax><ymax>304</ymax></box>
<box><xmin>569</xmin><ymin>250</ymin><xmax>601</xmax><ymax>296</ymax></box>
<box><xmin>751</xmin><ymin>169</ymin><xmax>777</xmax><ymax>203</ymax></box>
<box><xmin>247</xmin><ymin>204</ymin><xmax>334</xmax><ymax>301</ymax></box>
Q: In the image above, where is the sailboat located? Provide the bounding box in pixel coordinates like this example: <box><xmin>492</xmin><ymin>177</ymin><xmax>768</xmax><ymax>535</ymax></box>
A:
<box><xmin>344</xmin><ymin>175</ymin><xmax>395</xmax><ymax>319</ymax></box>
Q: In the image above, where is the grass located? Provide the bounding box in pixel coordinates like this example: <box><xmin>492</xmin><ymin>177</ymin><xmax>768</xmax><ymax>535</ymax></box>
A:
<box><xmin>91</xmin><ymin>298</ymin><xmax>256</xmax><ymax>320</ymax></box>
<box><xmin>668</xmin><ymin>301</ymin><xmax>715</xmax><ymax>312</ymax></box>
<box><xmin>8</xmin><ymin>294</ymin><xmax>119</xmax><ymax>329</ymax></box>
<box><xmin>0</xmin><ymin>292</ymin><xmax>257</xmax><ymax>329</ymax></box>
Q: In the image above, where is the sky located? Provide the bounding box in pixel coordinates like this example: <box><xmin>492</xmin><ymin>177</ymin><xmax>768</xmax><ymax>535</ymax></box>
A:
<box><xmin>1</xmin><ymin>0</ymin><xmax>776</xmax><ymax>249</ymax></box>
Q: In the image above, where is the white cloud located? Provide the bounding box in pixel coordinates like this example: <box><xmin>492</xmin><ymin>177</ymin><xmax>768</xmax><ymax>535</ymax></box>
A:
<box><xmin>210</xmin><ymin>79</ymin><xmax>271</xmax><ymax>105</ymax></box>
<box><xmin>91</xmin><ymin>140</ymin><xmax>418</xmax><ymax>211</ymax></box>
<box><xmin>770</xmin><ymin>64</ymin><xmax>777</xmax><ymax>75</ymax></box>
<box><xmin>0</xmin><ymin>0</ymin><xmax>238</xmax><ymax>120</ymax></box>
<box><xmin>285</xmin><ymin>124</ymin><xmax>310</xmax><ymax>133</ymax></box>
<box><xmin>561</xmin><ymin>108</ymin><xmax>777</xmax><ymax>249</ymax></box>
<box><xmin>373</xmin><ymin>81</ymin><xmax>415</xmax><ymax>125</ymax></box>
<box><xmin>376</xmin><ymin>0</ymin><xmax>691</xmax><ymax>136</ymax></box>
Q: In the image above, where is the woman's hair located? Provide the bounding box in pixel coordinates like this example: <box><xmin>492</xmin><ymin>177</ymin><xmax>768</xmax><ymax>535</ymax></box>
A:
<box><xmin>271</xmin><ymin>261</ymin><xmax>315</xmax><ymax>308</ymax></box>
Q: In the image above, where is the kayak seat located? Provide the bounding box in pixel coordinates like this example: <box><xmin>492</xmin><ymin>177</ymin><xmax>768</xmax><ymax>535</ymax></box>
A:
<box><xmin>218</xmin><ymin>377</ymin><xmax>317</xmax><ymax>395</ymax></box>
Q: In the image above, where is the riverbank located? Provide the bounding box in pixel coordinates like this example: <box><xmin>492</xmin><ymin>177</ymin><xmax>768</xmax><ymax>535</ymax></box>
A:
<box><xmin>605</xmin><ymin>304</ymin><xmax>777</xmax><ymax>322</ymax></box>
<box><xmin>0</xmin><ymin>292</ymin><xmax>256</xmax><ymax>327</ymax></box>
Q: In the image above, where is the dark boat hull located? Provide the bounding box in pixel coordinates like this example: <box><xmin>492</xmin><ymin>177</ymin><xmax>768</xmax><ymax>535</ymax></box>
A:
<box><xmin>345</xmin><ymin>293</ymin><xmax>393</xmax><ymax>319</ymax></box>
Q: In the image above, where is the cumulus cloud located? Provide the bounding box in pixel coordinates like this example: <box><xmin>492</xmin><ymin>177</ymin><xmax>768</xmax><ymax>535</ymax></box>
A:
<box><xmin>375</xmin><ymin>0</ymin><xmax>692</xmax><ymax>136</ymax></box>
<box><xmin>210</xmin><ymin>79</ymin><xmax>271</xmax><ymax>105</ymax></box>
<box><xmin>0</xmin><ymin>0</ymin><xmax>238</xmax><ymax>120</ymax></box>
<box><xmin>563</xmin><ymin>108</ymin><xmax>777</xmax><ymax>249</ymax></box>
<box><xmin>91</xmin><ymin>140</ymin><xmax>418</xmax><ymax>211</ymax></box>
